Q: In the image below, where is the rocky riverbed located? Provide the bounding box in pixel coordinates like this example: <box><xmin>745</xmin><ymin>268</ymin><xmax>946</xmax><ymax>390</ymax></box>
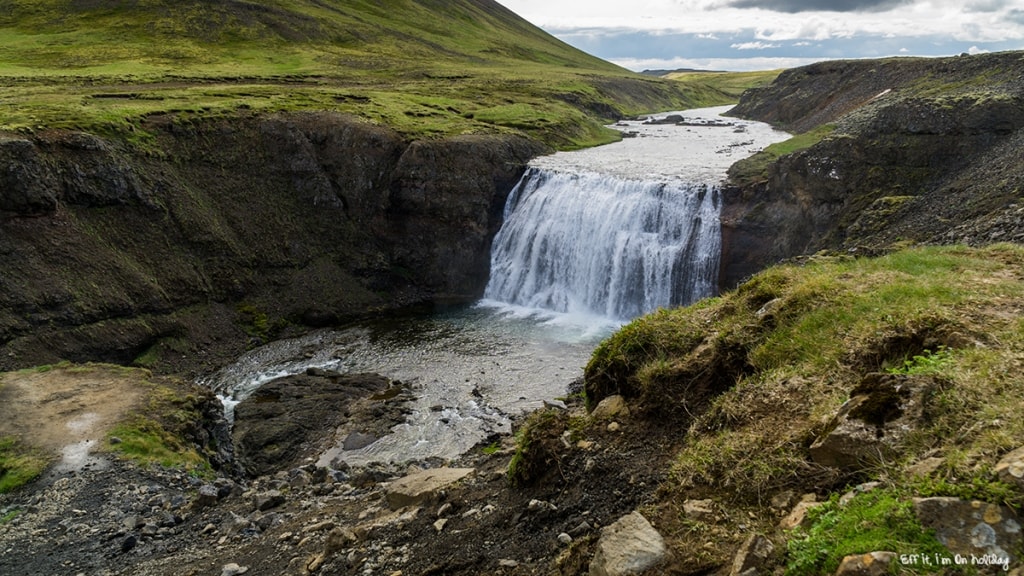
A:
<box><xmin>0</xmin><ymin>388</ymin><xmax>677</xmax><ymax>576</ymax></box>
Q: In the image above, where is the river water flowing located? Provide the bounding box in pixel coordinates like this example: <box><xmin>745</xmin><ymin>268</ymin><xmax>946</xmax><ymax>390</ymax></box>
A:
<box><xmin>203</xmin><ymin>105</ymin><xmax>789</xmax><ymax>466</ymax></box>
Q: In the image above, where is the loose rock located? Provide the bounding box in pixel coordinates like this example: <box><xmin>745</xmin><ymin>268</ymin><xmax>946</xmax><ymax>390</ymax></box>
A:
<box><xmin>589</xmin><ymin>511</ymin><xmax>667</xmax><ymax>576</ymax></box>
<box><xmin>834</xmin><ymin>551</ymin><xmax>897</xmax><ymax>576</ymax></box>
<box><xmin>385</xmin><ymin>468</ymin><xmax>474</xmax><ymax>510</ymax></box>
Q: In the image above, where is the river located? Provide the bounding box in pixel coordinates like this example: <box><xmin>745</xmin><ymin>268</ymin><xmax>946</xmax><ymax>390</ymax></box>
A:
<box><xmin>203</xmin><ymin>105</ymin><xmax>789</xmax><ymax>466</ymax></box>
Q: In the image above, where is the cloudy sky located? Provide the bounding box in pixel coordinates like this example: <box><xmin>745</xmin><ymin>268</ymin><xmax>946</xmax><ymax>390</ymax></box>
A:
<box><xmin>495</xmin><ymin>0</ymin><xmax>1024</xmax><ymax>71</ymax></box>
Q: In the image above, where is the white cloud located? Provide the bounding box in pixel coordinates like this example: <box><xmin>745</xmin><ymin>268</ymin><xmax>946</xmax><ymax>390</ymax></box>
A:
<box><xmin>494</xmin><ymin>0</ymin><xmax>1024</xmax><ymax>70</ymax></box>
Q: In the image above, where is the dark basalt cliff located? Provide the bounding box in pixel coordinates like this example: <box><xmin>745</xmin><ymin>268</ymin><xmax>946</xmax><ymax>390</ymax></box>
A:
<box><xmin>721</xmin><ymin>51</ymin><xmax>1024</xmax><ymax>288</ymax></box>
<box><xmin>0</xmin><ymin>112</ymin><xmax>545</xmax><ymax>375</ymax></box>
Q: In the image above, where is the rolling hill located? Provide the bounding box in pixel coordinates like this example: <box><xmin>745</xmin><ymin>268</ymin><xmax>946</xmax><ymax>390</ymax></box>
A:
<box><xmin>0</xmin><ymin>0</ymin><xmax>709</xmax><ymax>148</ymax></box>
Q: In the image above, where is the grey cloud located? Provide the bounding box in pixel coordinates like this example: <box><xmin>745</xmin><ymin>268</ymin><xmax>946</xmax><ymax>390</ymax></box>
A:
<box><xmin>1008</xmin><ymin>8</ymin><xmax>1024</xmax><ymax>24</ymax></box>
<box><xmin>724</xmin><ymin>0</ymin><xmax>913</xmax><ymax>13</ymax></box>
<box><xmin>963</xmin><ymin>0</ymin><xmax>1009</xmax><ymax>12</ymax></box>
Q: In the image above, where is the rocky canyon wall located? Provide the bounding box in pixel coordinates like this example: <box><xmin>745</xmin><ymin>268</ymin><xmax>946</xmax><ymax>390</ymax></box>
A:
<box><xmin>0</xmin><ymin>112</ymin><xmax>545</xmax><ymax>375</ymax></box>
<box><xmin>720</xmin><ymin>52</ymin><xmax>1024</xmax><ymax>288</ymax></box>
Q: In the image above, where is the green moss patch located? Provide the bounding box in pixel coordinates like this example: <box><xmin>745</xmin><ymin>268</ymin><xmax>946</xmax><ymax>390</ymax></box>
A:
<box><xmin>0</xmin><ymin>437</ymin><xmax>47</xmax><ymax>494</ymax></box>
<box><xmin>787</xmin><ymin>489</ymin><xmax>949</xmax><ymax>575</ymax></box>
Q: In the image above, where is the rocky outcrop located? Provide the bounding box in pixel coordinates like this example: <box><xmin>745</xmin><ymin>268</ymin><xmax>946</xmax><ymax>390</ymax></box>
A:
<box><xmin>809</xmin><ymin>373</ymin><xmax>941</xmax><ymax>471</ymax></box>
<box><xmin>721</xmin><ymin>51</ymin><xmax>1024</xmax><ymax>288</ymax></box>
<box><xmin>0</xmin><ymin>113</ymin><xmax>546</xmax><ymax>374</ymax></box>
<box><xmin>231</xmin><ymin>370</ymin><xmax>398</xmax><ymax>476</ymax></box>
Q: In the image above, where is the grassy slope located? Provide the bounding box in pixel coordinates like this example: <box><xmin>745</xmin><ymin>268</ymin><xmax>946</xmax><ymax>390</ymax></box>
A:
<box><xmin>0</xmin><ymin>0</ymin><xmax>744</xmax><ymax>149</ymax></box>
<box><xmin>585</xmin><ymin>244</ymin><xmax>1024</xmax><ymax>572</ymax></box>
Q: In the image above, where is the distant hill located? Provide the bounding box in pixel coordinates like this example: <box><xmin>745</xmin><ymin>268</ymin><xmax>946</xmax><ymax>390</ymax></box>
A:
<box><xmin>0</xmin><ymin>0</ymin><xmax>623</xmax><ymax>76</ymax></box>
<box><xmin>0</xmin><ymin>0</ymin><xmax>737</xmax><ymax>149</ymax></box>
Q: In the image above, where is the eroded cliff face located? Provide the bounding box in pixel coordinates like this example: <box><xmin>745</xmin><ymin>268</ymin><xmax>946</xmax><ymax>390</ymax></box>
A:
<box><xmin>721</xmin><ymin>52</ymin><xmax>1024</xmax><ymax>288</ymax></box>
<box><xmin>0</xmin><ymin>112</ymin><xmax>545</xmax><ymax>375</ymax></box>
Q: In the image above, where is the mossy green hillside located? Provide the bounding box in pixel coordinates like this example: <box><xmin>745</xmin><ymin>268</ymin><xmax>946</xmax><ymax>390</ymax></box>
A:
<box><xmin>586</xmin><ymin>245</ymin><xmax>1024</xmax><ymax>569</ymax></box>
<box><xmin>0</xmin><ymin>0</ymin><xmax>764</xmax><ymax>149</ymax></box>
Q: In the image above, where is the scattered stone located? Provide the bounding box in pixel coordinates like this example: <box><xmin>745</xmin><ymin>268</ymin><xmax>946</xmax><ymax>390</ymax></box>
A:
<box><xmin>770</xmin><ymin>491</ymin><xmax>795</xmax><ymax>511</ymax></box>
<box><xmin>568</xmin><ymin>521</ymin><xmax>593</xmax><ymax>537</ymax></box>
<box><xmin>499</xmin><ymin>559</ymin><xmax>519</xmax><ymax>568</ymax></box>
<box><xmin>779</xmin><ymin>501</ymin><xmax>822</xmax><ymax>530</ymax></box>
<box><xmin>577</xmin><ymin>440</ymin><xmax>595</xmax><ymax>450</ymax></box>
<box><xmin>994</xmin><ymin>446</ymin><xmax>1024</xmax><ymax>489</ymax></box>
<box><xmin>323</xmin><ymin>526</ymin><xmax>357</xmax><ymax>556</ymax></box>
<box><xmin>254</xmin><ymin>490</ymin><xmax>285</xmax><ymax>512</ymax></box>
<box><xmin>543</xmin><ymin>399</ymin><xmax>568</xmax><ymax>410</ymax></box>
<box><xmin>120</xmin><ymin>535</ymin><xmax>137</xmax><ymax>553</ymax></box>
<box><xmin>122</xmin><ymin>515</ymin><xmax>143</xmax><ymax>530</ymax></box>
<box><xmin>912</xmin><ymin>497</ymin><xmax>1020</xmax><ymax>565</ymax></box>
<box><xmin>528</xmin><ymin>499</ymin><xmax>557</xmax><ymax>514</ymax></box>
<box><xmin>591</xmin><ymin>395</ymin><xmax>630</xmax><ymax>420</ymax></box>
<box><xmin>303</xmin><ymin>520</ymin><xmax>336</xmax><ymax>533</ymax></box>
<box><xmin>195</xmin><ymin>484</ymin><xmax>219</xmax><ymax>508</ymax></box>
<box><xmin>729</xmin><ymin>534</ymin><xmax>774</xmax><ymax>576</ymax></box>
<box><xmin>221</xmin><ymin>563</ymin><xmax>249</xmax><ymax>576</ymax></box>
<box><xmin>905</xmin><ymin>457</ymin><xmax>945</xmax><ymax>478</ymax></box>
<box><xmin>682</xmin><ymin>499</ymin><xmax>716</xmax><ymax>522</ymax></box>
<box><xmin>607</xmin><ymin>422</ymin><xmax>621</xmax><ymax>432</ymax></box>
<box><xmin>589</xmin><ymin>511</ymin><xmax>668</xmax><ymax>576</ymax></box>
<box><xmin>433</xmin><ymin>518</ymin><xmax>448</xmax><ymax>533</ymax></box>
<box><xmin>834</xmin><ymin>551</ymin><xmax>897</xmax><ymax>576</ymax></box>
<box><xmin>437</xmin><ymin>502</ymin><xmax>453</xmax><ymax>518</ymax></box>
<box><xmin>385</xmin><ymin>468</ymin><xmax>474</xmax><ymax>510</ymax></box>
<box><xmin>839</xmin><ymin>482</ymin><xmax>882</xmax><ymax>507</ymax></box>
<box><xmin>558</xmin><ymin>532</ymin><xmax>573</xmax><ymax>545</ymax></box>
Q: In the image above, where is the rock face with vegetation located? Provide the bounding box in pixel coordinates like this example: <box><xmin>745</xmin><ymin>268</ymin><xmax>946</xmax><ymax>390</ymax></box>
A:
<box><xmin>0</xmin><ymin>114</ymin><xmax>544</xmax><ymax>375</ymax></box>
<box><xmin>721</xmin><ymin>52</ymin><xmax>1024</xmax><ymax>287</ymax></box>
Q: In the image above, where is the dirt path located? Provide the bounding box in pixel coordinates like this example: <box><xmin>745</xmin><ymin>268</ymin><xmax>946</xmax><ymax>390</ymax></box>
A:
<box><xmin>0</xmin><ymin>365</ymin><xmax>147</xmax><ymax>473</ymax></box>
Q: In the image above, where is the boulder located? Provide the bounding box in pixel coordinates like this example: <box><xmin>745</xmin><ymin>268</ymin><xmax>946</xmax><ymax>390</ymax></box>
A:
<box><xmin>994</xmin><ymin>446</ymin><xmax>1024</xmax><ymax>490</ymax></box>
<box><xmin>385</xmin><ymin>467</ymin><xmax>474</xmax><ymax>510</ymax></box>
<box><xmin>810</xmin><ymin>373</ymin><xmax>938</xmax><ymax>470</ymax></box>
<box><xmin>589</xmin><ymin>511</ymin><xmax>668</xmax><ymax>576</ymax></box>
<box><xmin>912</xmin><ymin>497</ymin><xmax>1020</xmax><ymax>566</ymax></box>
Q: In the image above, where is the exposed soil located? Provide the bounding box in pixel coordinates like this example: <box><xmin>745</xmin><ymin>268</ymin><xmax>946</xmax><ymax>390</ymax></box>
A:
<box><xmin>0</xmin><ymin>378</ymin><xmax>682</xmax><ymax>576</ymax></box>
<box><xmin>0</xmin><ymin>366</ymin><xmax>146</xmax><ymax>475</ymax></box>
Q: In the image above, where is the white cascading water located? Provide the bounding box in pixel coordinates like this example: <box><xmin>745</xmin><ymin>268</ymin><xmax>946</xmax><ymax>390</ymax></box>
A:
<box><xmin>485</xmin><ymin>168</ymin><xmax>721</xmax><ymax>320</ymax></box>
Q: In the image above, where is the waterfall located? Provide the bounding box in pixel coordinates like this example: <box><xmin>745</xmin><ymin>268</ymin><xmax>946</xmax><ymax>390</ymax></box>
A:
<box><xmin>484</xmin><ymin>167</ymin><xmax>721</xmax><ymax>321</ymax></box>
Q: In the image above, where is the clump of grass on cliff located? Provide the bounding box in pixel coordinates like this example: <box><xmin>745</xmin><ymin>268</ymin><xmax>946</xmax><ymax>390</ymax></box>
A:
<box><xmin>108</xmin><ymin>380</ymin><xmax>213</xmax><ymax>474</ymax></box>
